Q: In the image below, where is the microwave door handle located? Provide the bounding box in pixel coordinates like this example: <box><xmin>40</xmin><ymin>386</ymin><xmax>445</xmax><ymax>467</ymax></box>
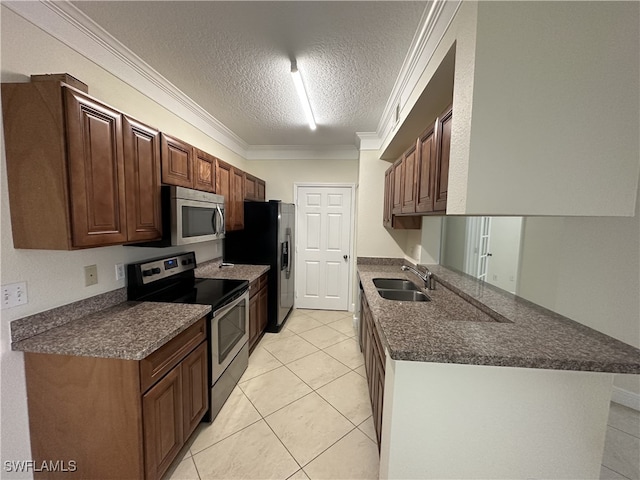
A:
<box><xmin>211</xmin><ymin>210</ymin><xmax>217</xmax><ymax>235</ymax></box>
<box><xmin>216</xmin><ymin>205</ymin><xmax>224</xmax><ymax>235</ymax></box>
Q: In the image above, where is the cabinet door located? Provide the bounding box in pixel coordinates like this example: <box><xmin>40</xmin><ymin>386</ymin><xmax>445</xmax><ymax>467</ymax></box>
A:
<box><xmin>400</xmin><ymin>144</ymin><xmax>417</xmax><ymax>214</ymax></box>
<box><xmin>415</xmin><ymin>121</ymin><xmax>437</xmax><ymax>213</ymax></box>
<box><xmin>216</xmin><ymin>159</ymin><xmax>233</xmax><ymax>231</ymax></box>
<box><xmin>123</xmin><ymin>116</ymin><xmax>162</xmax><ymax>242</ymax></box>
<box><xmin>194</xmin><ymin>149</ymin><xmax>216</xmax><ymax>193</ymax></box>
<box><xmin>231</xmin><ymin>168</ymin><xmax>245</xmax><ymax>230</ymax></box>
<box><xmin>258</xmin><ymin>283</ymin><xmax>268</xmax><ymax>334</ymax></box>
<box><xmin>434</xmin><ymin>105</ymin><xmax>452</xmax><ymax>212</ymax></box>
<box><xmin>64</xmin><ymin>88</ymin><xmax>128</xmax><ymax>247</ymax></box>
<box><xmin>143</xmin><ymin>366</ymin><xmax>183</xmax><ymax>480</ymax></box>
<box><xmin>244</xmin><ymin>174</ymin><xmax>257</xmax><ymax>201</ymax></box>
<box><xmin>391</xmin><ymin>158</ymin><xmax>403</xmax><ymax>215</ymax></box>
<box><xmin>257</xmin><ymin>179</ymin><xmax>266</xmax><ymax>201</ymax></box>
<box><xmin>248</xmin><ymin>288</ymin><xmax>260</xmax><ymax>351</ymax></box>
<box><xmin>182</xmin><ymin>342</ymin><xmax>208</xmax><ymax>439</ymax></box>
<box><xmin>161</xmin><ymin>134</ymin><xmax>193</xmax><ymax>188</ymax></box>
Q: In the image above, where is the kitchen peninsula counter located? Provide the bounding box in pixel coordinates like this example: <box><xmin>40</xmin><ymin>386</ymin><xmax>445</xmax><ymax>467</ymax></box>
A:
<box><xmin>359</xmin><ymin>260</ymin><xmax>640</xmax><ymax>479</ymax></box>
<box><xmin>358</xmin><ymin>263</ymin><xmax>640</xmax><ymax>373</ymax></box>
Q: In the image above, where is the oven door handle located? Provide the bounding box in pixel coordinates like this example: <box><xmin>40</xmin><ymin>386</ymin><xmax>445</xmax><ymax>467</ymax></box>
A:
<box><xmin>213</xmin><ymin>289</ymin><xmax>248</xmax><ymax>319</ymax></box>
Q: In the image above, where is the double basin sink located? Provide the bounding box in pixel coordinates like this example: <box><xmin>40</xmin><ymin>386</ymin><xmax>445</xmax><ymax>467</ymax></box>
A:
<box><xmin>373</xmin><ymin>278</ymin><xmax>431</xmax><ymax>302</ymax></box>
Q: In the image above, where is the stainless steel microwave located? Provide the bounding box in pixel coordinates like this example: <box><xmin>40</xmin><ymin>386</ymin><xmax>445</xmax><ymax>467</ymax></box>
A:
<box><xmin>130</xmin><ymin>186</ymin><xmax>225</xmax><ymax>247</ymax></box>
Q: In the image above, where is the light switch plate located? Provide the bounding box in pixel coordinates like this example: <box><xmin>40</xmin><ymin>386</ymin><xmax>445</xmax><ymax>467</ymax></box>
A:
<box><xmin>84</xmin><ymin>265</ymin><xmax>98</xmax><ymax>286</ymax></box>
<box><xmin>2</xmin><ymin>282</ymin><xmax>28</xmax><ymax>309</ymax></box>
<box><xmin>115</xmin><ymin>263</ymin><xmax>125</xmax><ymax>281</ymax></box>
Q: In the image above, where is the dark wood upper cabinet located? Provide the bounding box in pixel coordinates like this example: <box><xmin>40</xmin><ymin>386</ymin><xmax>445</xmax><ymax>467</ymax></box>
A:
<box><xmin>400</xmin><ymin>144</ymin><xmax>418</xmax><ymax>214</ymax></box>
<box><xmin>123</xmin><ymin>116</ymin><xmax>162</xmax><ymax>242</ymax></box>
<box><xmin>244</xmin><ymin>173</ymin><xmax>266</xmax><ymax>202</ymax></box>
<box><xmin>231</xmin><ymin>168</ymin><xmax>245</xmax><ymax>230</ymax></box>
<box><xmin>64</xmin><ymin>88</ymin><xmax>129</xmax><ymax>247</ymax></box>
<box><xmin>434</xmin><ymin>105</ymin><xmax>452</xmax><ymax>212</ymax></box>
<box><xmin>161</xmin><ymin>134</ymin><xmax>193</xmax><ymax>189</ymax></box>
<box><xmin>216</xmin><ymin>158</ymin><xmax>243</xmax><ymax>231</ymax></box>
<box><xmin>415</xmin><ymin>121</ymin><xmax>437</xmax><ymax>214</ymax></box>
<box><xmin>194</xmin><ymin>148</ymin><xmax>216</xmax><ymax>193</ymax></box>
<box><xmin>385</xmin><ymin>104</ymin><xmax>452</xmax><ymax>222</ymax></box>
<box><xmin>383</xmin><ymin>164</ymin><xmax>421</xmax><ymax>230</ymax></box>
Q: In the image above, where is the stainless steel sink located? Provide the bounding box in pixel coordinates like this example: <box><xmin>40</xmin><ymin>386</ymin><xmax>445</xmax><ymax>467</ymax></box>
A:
<box><xmin>373</xmin><ymin>278</ymin><xmax>419</xmax><ymax>291</ymax></box>
<box><xmin>377</xmin><ymin>289</ymin><xmax>430</xmax><ymax>302</ymax></box>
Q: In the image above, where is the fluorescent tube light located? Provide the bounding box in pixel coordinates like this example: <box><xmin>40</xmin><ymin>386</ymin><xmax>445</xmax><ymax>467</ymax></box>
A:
<box><xmin>291</xmin><ymin>61</ymin><xmax>317</xmax><ymax>130</ymax></box>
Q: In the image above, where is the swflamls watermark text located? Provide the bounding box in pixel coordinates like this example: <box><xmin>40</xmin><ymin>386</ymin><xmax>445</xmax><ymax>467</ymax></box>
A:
<box><xmin>4</xmin><ymin>460</ymin><xmax>77</xmax><ymax>473</ymax></box>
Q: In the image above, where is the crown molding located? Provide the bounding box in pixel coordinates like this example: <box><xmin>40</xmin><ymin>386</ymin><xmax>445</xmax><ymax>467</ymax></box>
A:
<box><xmin>246</xmin><ymin>145</ymin><xmax>359</xmax><ymax>161</ymax></box>
<box><xmin>356</xmin><ymin>132</ymin><xmax>383</xmax><ymax>151</ymax></box>
<box><xmin>4</xmin><ymin>0</ymin><xmax>461</xmax><ymax>161</ymax></box>
<box><xmin>376</xmin><ymin>0</ymin><xmax>462</xmax><ymax>148</ymax></box>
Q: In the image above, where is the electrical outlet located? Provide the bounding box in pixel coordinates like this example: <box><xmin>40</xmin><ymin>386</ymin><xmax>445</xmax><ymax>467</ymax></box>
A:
<box><xmin>115</xmin><ymin>263</ymin><xmax>125</xmax><ymax>281</ymax></box>
<box><xmin>2</xmin><ymin>282</ymin><xmax>28</xmax><ymax>309</ymax></box>
<box><xmin>84</xmin><ymin>265</ymin><xmax>98</xmax><ymax>287</ymax></box>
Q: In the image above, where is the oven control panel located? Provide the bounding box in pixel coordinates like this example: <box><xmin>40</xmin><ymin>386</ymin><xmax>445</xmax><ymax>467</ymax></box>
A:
<box><xmin>131</xmin><ymin>252</ymin><xmax>197</xmax><ymax>285</ymax></box>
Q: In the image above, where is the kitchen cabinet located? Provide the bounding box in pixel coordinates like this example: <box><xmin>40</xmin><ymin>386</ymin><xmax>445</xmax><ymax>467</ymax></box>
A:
<box><xmin>360</xmin><ymin>293</ymin><xmax>385</xmax><ymax>449</ymax></box>
<box><xmin>160</xmin><ymin>137</ymin><xmax>216</xmax><ymax>193</ymax></box>
<box><xmin>194</xmin><ymin>148</ymin><xmax>216</xmax><ymax>193</ymax></box>
<box><xmin>161</xmin><ymin>133</ymin><xmax>194</xmax><ymax>189</ymax></box>
<box><xmin>400</xmin><ymin>144</ymin><xmax>418</xmax><ymax>214</ymax></box>
<box><xmin>216</xmin><ymin>158</ymin><xmax>244</xmax><ymax>231</ymax></box>
<box><xmin>24</xmin><ymin>318</ymin><xmax>208</xmax><ymax>480</ymax></box>
<box><xmin>244</xmin><ymin>173</ymin><xmax>266</xmax><ymax>202</ymax></box>
<box><xmin>433</xmin><ymin>104</ymin><xmax>452</xmax><ymax>212</ymax></box>
<box><xmin>1</xmin><ymin>80</ymin><xmax>162</xmax><ymax>249</ymax></box>
<box><xmin>123</xmin><ymin>117</ymin><xmax>163</xmax><ymax>242</ymax></box>
<box><xmin>385</xmin><ymin>104</ymin><xmax>452</xmax><ymax>222</ymax></box>
<box><xmin>383</xmin><ymin>165</ymin><xmax>421</xmax><ymax>229</ymax></box>
<box><xmin>248</xmin><ymin>273</ymin><xmax>268</xmax><ymax>352</ymax></box>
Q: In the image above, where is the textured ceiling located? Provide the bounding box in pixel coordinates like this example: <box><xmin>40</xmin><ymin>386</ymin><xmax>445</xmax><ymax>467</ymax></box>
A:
<box><xmin>71</xmin><ymin>1</ymin><xmax>428</xmax><ymax>147</ymax></box>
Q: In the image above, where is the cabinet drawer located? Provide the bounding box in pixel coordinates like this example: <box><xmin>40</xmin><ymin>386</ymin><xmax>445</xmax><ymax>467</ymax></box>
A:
<box><xmin>140</xmin><ymin>318</ymin><xmax>206</xmax><ymax>393</ymax></box>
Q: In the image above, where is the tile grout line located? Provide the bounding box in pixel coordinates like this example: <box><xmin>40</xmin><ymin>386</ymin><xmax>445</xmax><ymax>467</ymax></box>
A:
<box><xmin>606</xmin><ymin>423</ymin><xmax>640</xmax><ymax>440</ymax></box>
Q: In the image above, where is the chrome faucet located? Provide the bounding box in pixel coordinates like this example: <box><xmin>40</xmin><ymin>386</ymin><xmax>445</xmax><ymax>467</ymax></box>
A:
<box><xmin>401</xmin><ymin>265</ymin><xmax>436</xmax><ymax>290</ymax></box>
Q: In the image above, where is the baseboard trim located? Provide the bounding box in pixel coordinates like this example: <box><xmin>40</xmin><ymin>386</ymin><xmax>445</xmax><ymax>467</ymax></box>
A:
<box><xmin>612</xmin><ymin>386</ymin><xmax>640</xmax><ymax>411</ymax></box>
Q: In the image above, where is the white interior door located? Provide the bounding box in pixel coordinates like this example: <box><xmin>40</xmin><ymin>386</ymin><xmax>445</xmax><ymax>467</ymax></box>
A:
<box><xmin>295</xmin><ymin>185</ymin><xmax>353</xmax><ymax>311</ymax></box>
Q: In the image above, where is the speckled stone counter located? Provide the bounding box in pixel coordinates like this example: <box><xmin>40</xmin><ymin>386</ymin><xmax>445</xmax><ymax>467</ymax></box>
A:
<box><xmin>195</xmin><ymin>258</ymin><xmax>269</xmax><ymax>283</ymax></box>
<box><xmin>358</xmin><ymin>263</ymin><xmax>640</xmax><ymax>373</ymax></box>
<box><xmin>12</xmin><ymin>302</ymin><xmax>211</xmax><ymax>360</ymax></box>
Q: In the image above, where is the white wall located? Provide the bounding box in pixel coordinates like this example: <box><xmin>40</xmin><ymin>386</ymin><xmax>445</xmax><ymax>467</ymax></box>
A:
<box><xmin>463</xmin><ymin>1</ymin><xmax>640</xmax><ymax>216</ymax></box>
<box><xmin>518</xmin><ymin>175</ymin><xmax>640</xmax><ymax>397</ymax></box>
<box><xmin>0</xmin><ymin>7</ymin><xmax>243</xmax><ymax>473</ymax></box>
<box><xmin>247</xmin><ymin>158</ymin><xmax>358</xmax><ymax>204</ymax></box>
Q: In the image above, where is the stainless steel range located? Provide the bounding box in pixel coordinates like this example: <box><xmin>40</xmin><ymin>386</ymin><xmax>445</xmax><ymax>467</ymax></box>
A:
<box><xmin>127</xmin><ymin>252</ymin><xmax>249</xmax><ymax>422</ymax></box>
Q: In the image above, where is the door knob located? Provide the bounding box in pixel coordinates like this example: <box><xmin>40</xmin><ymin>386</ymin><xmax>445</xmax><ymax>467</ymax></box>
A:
<box><xmin>343</xmin><ymin>255</ymin><xmax>348</xmax><ymax>261</ymax></box>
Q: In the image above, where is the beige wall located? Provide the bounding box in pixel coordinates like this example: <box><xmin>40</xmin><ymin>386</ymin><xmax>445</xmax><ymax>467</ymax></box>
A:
<box><xmin>247</xmin><ymin>158</ymin><xmax>358</xmax><ymax>204</ymax></box>
<box><xmin>356</xmin><ymin>150</ymin><xmax>421</xmax><ymax>262</ymax></box>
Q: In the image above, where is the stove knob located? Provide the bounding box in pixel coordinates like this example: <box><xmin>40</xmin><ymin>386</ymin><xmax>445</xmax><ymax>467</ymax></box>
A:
<box><xmin>182</xmin><ymin>259</ymin><xmax>193</xmax><ymax>266</ymax></box>
<box><xmin>142</xmin><ymin>269</ymin><xmax>153</xmax><ymax>277</ymax></box>
<box><xmin>151</xmin><ymin>267</ymin><xmax>162</xmax><ymax>275</ymax></box>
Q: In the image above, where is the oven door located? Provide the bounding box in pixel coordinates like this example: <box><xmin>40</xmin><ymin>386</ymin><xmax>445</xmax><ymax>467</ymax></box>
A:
<box><xmin>172</xmin><ymin>198</ymin><xmax>225</xmax><ymax>245</ymax></box>
<box><xmin>210</xmin><ymin>291</ymin><xmax>249</xmax><ymax>381</ymax></box>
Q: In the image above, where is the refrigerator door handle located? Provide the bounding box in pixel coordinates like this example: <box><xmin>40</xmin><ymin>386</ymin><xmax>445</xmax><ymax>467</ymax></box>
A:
<box><xmin>285</xmin><ymin>229</ymin><xmax>292</xmax><ymax>279</ymax></box>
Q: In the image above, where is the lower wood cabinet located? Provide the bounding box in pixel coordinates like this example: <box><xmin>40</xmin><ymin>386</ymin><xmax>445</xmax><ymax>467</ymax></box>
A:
<box><xmin>361</xmin><ymin>293</ymin><xmax>385</xmax><ymax>449</ymax></box>
<box><xmin>248</xmin><ymin>273</ymin><xmax>268</xmax><ymax>352</ymax></box>
<box><xmin>24</xmin><ymin>318</ymin><xmax>208</xmax><ymax>480</ymax></box>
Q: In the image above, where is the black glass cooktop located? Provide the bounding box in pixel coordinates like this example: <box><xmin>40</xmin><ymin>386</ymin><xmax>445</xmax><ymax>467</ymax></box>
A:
<box><xmin>140</xmin><ymin>277</ymin><xmax>248</xmax><ymax>312</ymax></box>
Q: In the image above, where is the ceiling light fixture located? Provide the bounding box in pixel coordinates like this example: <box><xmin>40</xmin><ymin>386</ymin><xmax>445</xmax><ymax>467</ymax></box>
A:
<box><xmin>290</xmin><ymin>60</ymin><xmax>316</xmax><ymax>130</ymax></box>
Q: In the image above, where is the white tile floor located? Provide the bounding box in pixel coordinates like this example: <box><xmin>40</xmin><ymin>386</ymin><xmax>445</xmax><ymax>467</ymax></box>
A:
<box><xmin>164</xmin><ymin>308</ymin><xmax>640</xmax><ymax>480</ymax></box>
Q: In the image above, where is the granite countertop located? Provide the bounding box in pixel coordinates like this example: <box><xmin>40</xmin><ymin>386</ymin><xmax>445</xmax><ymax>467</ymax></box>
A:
<box><xmin>195</xmin><ymin>259</ymin><xmax>269</xmax><ymax>283</ymax></box>
<box><xmin>358</xmin><ymin>263</ymin><xmax>640</xmax><ymax>373</ymax></box>
<box><xmin>12</xmin><ymin>301</ymin><xmax>211</xmax><ymax>360</ymax></box>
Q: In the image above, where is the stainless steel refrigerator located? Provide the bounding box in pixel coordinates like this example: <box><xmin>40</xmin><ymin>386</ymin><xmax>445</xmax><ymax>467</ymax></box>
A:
<box><xmin>223</xmin><ymin>201</ymin><xmax>295</xmax><ymax>332</ymax></box>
